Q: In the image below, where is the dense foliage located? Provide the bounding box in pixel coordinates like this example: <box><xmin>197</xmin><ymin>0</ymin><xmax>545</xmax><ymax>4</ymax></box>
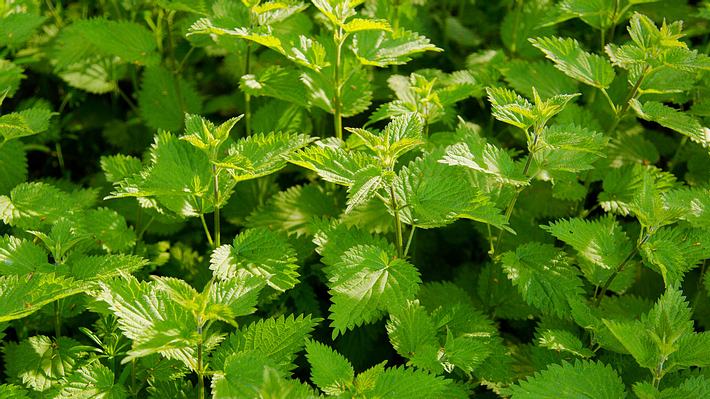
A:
<box><xmin>1</xmin><ymin>0</ymin><xmax>710</xmax><ymax>397</ymax></box>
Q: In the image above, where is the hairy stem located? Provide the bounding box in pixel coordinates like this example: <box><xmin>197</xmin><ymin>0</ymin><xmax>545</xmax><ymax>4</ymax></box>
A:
<box><xmin>492</xmin><ymin>131</ymin><xmax>539</xmax><ymax>254</ymax></box>
<box><xmin>244</xmin><ymin>41</ymin><xmax>252</xmax><ymax>136</ymax></box>
<box><xmin>197</xmin><ymin>334</ymin><xmax>205</xmax><ymax>399</ymax></box>
<box><xmin>595</xmin><ymin>232</ymin><xmax>651</xmax><ymax>304</ymax></box>
<box><xmin>390</xmin><ymin>185</ymin><xmax>404</xmax><ymax>257</ymax></box>
<box><xmin>333</xmin><ymin>27</ymin><xmax>345</xmax><ymax>140</ymax></box>
<box><xmin>212</xmin><ymin>165</ymin><xmax>221</xmax><ymax>248</ymax></box>
<box><xmin>609</xmin><ymin>66</ymin><xmax>650</xmax><ymax>135</ymax></box>
<box><xmin>404</xmin><ymin>226</ymin><xmax>416</xmax><ymax>257</ymax></box>
<box><xmin>54</xmin><ymin>300</ymin><xmax>61</xmax><ymax>339</ymax></box>
<box><xmin>199</xmin><ymin>213</ymin><xmax>214</xmax><ymax>247</ymax></box>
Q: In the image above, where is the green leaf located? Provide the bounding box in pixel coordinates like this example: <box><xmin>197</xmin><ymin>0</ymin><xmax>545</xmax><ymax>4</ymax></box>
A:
<box><xmin>100</xmin><ymin>154</ymin><xmax>143</xmax><ymax>183</ymax></box>
<box><xmin>305</xmin><ymin>340</ymin><xmax>355</xmax><ymax>395</ymax></box>
<box><xmin>0</xmin><ymin>59</ymin><xmax>24</xmax><ymax>98</ymax></box>
<box><xmin>325</xmin><ymin>244</ymin><xmax>421</xmax><ymax>337</ymax></box>
<box><xmin>343</xmin><ymin>18</ymin><xmax>391</xmax><ymax>33</ymax></box>
<box><xmin>530</xmin><ymin>36</ymin><xmax>615</xmax><ymax>88</ymax></box>
<box><xmin>204</xmin><ymin>273</ymin><xmax>265</xmax><ymax>325</ymax></box>
<box><xmin>352</xmin><ymin>29</ymin><xmax>442</xmax><ymax>67</ymax></box>
<box><xmin>0</xmin><ymin>107</ymin><xmax>53</xmax><ymax>142</ymax></box>
<box><xmin>502</xmin><ymin>60</ymin><xmax>579</xmax><ymax>99</ymax></box>
<box><xmin>559</xmin><ymin>0</ymin><xmax>616</xmax><ymax>30</ymax></box>
<box><xmin>534</xmin><ymin>124</ymin><xmax>607</xmax><ymax>173</ymax></box>
<box><xmin>58</xmin><ymin>362</ymin><xmax>129</xmax><ymax>399</ymax></box>
<box><xmin>216</xmin><ymin>131</ymin><xmax>314</xmax><ymax>183</ymax></box>
<box><xmin>640</xmin><ymin>227</ymin><xmax>709</xmax><ymax>287</ymax></box>
<box><xmin>0</xmin><ymin>274</ymin><xmax>83</xmax><ymax>323</ymax></box>
<box><xmin>301</xmin><ymin>64</ymin><xmax>372</xmax><ymax>117</ymax></box>
<box><xmin>0</xmin><ymin>182</ymin><xmax>80</xmax><ymax>230</ymax></box>
<box><xmin>0</xmin><ymin>236</ymin><xmax>51</xmax><ymax>275</ymax></box>
<box><xmin>107</xmin><ymin>132</ymin><xmax>217</xmax><ymax>217</ymax></box>
<box><xmin>544</xmin><ymin>215</ymin><xmax>633</xmax><ymax>289</ymax></box>
<box><xmin>0</xmin><ymin>12</ymin><xmax>46</xmax><ymax>48</ymax></box>
<box><xmin>212</xmin><ymin>351</ymin><xmax>318</xmax><ymax>398</ymax></box>
<box><xmin>4</xmin><ymin>335</ymin><xmax>84</xmax><ymax>391</ymax></box>
<box><xmin>180</xmin><ymin>113</ymin><xmax>242</xmax><ymax>153</ymax></box>
<box><xmin>440</xmin><ymin>135</ymin><xmax>527</xmax><ymax>186</ymax></box>
<box><xmin>78</xmin><ymin>207</ymin><xmax>137</xmax><ymax>252</ymax></box>
<box><xmin>509</xmin><ymin>360</ymin><xmax>627</xmax><ymax>398</ymax></box>
<box><xmin>603</xmin><ymin>287</ymin><xmax>694</xmax><ymax>371</ymax></box>
<box><xmin>386</xmin><ymin>300</ymin><xmax>440</xmax><ymax>372</ymax></box>
<box><xmin>0</xmin><ymin>385</ymin><xmax>30</xmax><ymax>399</ymax></box>
<box><xmin>210</xmin><ymin>228</ymin><xmax>299</xmax><ymax>291</ymax></box>
<box><xmin>138</xmin><ymin>66</ymin><xmax>202</xmax><ymax>132</ymax></box>
<box><xmin>68</xmin><ymin>254</ymin><xmax>147</xmax><ymax>281</ymax></box>
<box><xmin>501</xmin><ymin>242</ymin><xmax>584</xmax><ymax>317</ymax></box>
<box><xmin>486</xmin><ymin>86</ymin><xmax>536</xmax><ymax>130</ymax></box>
<box><xmin>246</xmin><ymin>184</ymin><xmax>343</xmax><ymax>237</ymax></box>
<box><xmin>345</xmin><ymin>165</ymin><xmax>384</xmax><ymax>214</ymax></box>
<box><xmin>54</xmin><ymin>18</ymin><xmax>160</xmax><ymax>67</ymax></box>
<box><xmin>239</xmin><ymin>66</ymin><xmax>309</xmax><ymax>108</ymax></box>
<box><xmin>0</xmin><ymin>140</ymin><xmax>27</xmax><ymax>195</ymax></box>
<box><xmin>290</xmin><ymin>142</ymin><xmax>373</xmax><ymax>186</ymax></box>
<box><xmin>96</xmin><ymin>275</ymin><xmax>198</xmax><ymax>366</ymax></box>
<box><xmin>359</xmin><ymin>365</ymin><xmax>453</xmax><ymax>398</ymax></box>
<box><xmin>212</xmin><ymin>314</ymin><xmax>318</xmax><ymax>371</ymax></box>
<box><xmin>395</xmin><ymin>154</ymin><xmax>509</xmax><ymax>230</ymax></box>
<box><xmin>630</xmin><ymin>100</ymin><xmax>709</xmax><ymax>148</ymax></box>
<box><xmin>313</xmin><ymin>222</ymin><xmax>395</xmax><ymax>268</ymax></box>
<box><xmin>536</xmin><ymin>329</ymin><xmax>594</xmax><ymax>358</ymax></box>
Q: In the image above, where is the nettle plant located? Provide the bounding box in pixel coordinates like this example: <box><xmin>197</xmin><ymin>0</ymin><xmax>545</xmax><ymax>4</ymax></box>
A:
<box><xmin>1</xmin><ymin>0</ymin><xmax>710</xmax><ymax>398</ymax></box>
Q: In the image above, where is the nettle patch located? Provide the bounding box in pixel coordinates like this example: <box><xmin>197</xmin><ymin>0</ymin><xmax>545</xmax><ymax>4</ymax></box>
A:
<box><xmin>1</xmin><ymin>0</ymin><xmax>710</xmax><ymax>398</ymax></box>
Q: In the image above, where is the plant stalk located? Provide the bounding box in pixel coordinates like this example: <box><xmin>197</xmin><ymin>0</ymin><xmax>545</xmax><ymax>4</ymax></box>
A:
<box><xmin>244</xmin><ymin>41</ymin><xmax>252</xmax><ymax>136</ymax></box>
<box><xmin>333</xmin><ymin>27</ymin><xmax>345</xmax><ymax>140</ymax></box>
<box><xmin>212</xmin><ymin>165</ymin><xmax>221</xmax><ymax>248</ymax></box>
<box><xmin>54</xmin><ymin>300</ymin><xmax>61</xmax><ymax>339</ymax></box>
<box><xmin>389</xmin><ymin>185</ymin><xmax>404</xmax><ymax>257</ymax></box>
<box><xmin>594</xmin><ymin>232</ymin><xmax>651</xmax><ymax>304</ymax></box>
<box><xmin>492</xmin><ymin>131</ymin><xmax>539</xmax><ymax>254</ymax></box>
<box><xmin>199</xmin><ymin>213</ymin><xmax>214</xmax><ymax>247</ymax></box>
<box><xmin>608</xmin><ymin>66</ymin><xmax>650</xmax><ymax>135</ymax></box>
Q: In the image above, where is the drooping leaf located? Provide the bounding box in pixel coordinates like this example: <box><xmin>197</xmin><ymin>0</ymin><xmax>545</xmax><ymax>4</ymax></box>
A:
<box><xmin>0</xmin><ymin>274</ymin><xmax>83</xmax><ymax>323</ymax></box>
<box><xmin>216</xmin><ymin>131</ymin><xmax>314</xmax><ymax>183</ymax></box>
<box><xmin>500</xmin><ymin>242</ymin><xmax>584</xmax><ymax>317</ymax></box>
<box><xmin>325</xmin><ymin>244</ymin><xmax>421</xmax><ymax>337</ymax></box>
<box><xmin>530</xmin><ymin>36</ymin><xmax>615</xmax><ymax>88</ymax></box>
<box><xmin>352</xmin><ymin>29</ymin><xmax>442</xmax><ymax>67</ymax></box>
<box><xmin>210</xmin><ymin>228</ymin><xmax>300</xmax><ymax>291</ymax></box>
<box><xmin>630</xmin><ymin>100</ymin><xmax>710</xmax><ymax>148</ymax></box>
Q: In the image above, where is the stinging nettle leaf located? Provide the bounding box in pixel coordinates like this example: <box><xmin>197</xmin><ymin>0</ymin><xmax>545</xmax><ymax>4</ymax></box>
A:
<box><xmin>530</xmin><ymin>36</ymin><xmax>615</xmax><ymax>89</ymax></box>
<box><xmin>325</xmin><ymin>244</ymin><xmax>421</xmax><ymax>337</ymax></box>
<box><xmin>210</xmin><ymin>228</ymin><xmax>300</xmax><ymax>291</ymax></box>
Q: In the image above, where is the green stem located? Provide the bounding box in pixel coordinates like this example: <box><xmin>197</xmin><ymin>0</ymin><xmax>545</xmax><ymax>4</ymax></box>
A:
<box><xmin>197</xmin><ymin>337</ymin><xmax>205</xmax><ymax>399</ymax></box>
<box><xmin>492</xmin><ymin>131</ymin><xmax>539</xmax><ymax>254</ymax></box>
<box><xmin>404</xmin><ymin>226</ymin><xmax>416</xmax><ymax>257</ymax></box>
<box><xmin>244</xmin><ymin>41</ymin><xmax>252</xmax><ymax>136</ymax></box>
<box><xmin>609</xmin><ymin>66</ymin><xmax>650</xmax><ymax>135</ymax></box>
<box><xmin>333</xmin><ymin>27</ymin><xmax>345</xmax><ymax>140</ymax></box>
<box><xmin>212</xmin><ymin>165</ymin><xmax>221</xmax><ymax>248</ymax></box>
<box><xmin>55</xmin><ymin>142</ymin><xmax>65</xmax><ymax>175</ymax></box>
<box><xmin>199</xmin><ymin>213</ymin><xmax>214</xmax><ymax>248</ymax></box>
<box><xmin>595</xmin><ymin>232</ymin><xmax>651</xmax><ymax>304</ymax></box>
<box><xmin>54</xmin><ymin>300</ymin><xmax>61</xmax><ymax>339</ymax></box>
<box><xmin>389</xmin><ymin>185</ymin><xmax>404</xmax><ymax>257</ymax></box>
